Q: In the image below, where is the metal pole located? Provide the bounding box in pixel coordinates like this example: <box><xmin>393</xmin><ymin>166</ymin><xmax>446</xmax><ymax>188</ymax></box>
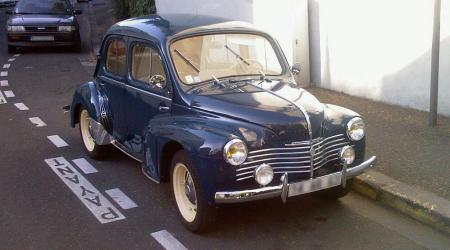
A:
<box><xmin>429</xmin><ymin>0</ymin><xmax>441</xmax><ymax>126</ymax></box>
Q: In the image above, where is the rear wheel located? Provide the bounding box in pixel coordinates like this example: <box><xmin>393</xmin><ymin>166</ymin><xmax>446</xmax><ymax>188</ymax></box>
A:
<box><xmin>171</xmin><ymin>150</ymin><xmax>216</xmax><ymax>233</ymax></box>
<box><xmin>8</xmin><ymin>45</ymin><xmax>16</xmax><ymax>54</ymax></box>
<box><xmin>314</xmin><ymin>179</ymin><xmax>353</xmax><ymax>199</ymax></box>
<box><xmin>79</xmin><ymin>108</ymin><xmax>109</xmax><ymax>159</ymax></box>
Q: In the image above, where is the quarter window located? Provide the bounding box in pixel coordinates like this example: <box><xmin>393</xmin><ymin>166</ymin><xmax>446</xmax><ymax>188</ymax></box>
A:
<box><xmin>106</xmin><ymin>38</ymin><xmax>127</xmax><ymax>76</ymax></box>
<box><xmin>131</xmin><ymin>44</ymin><xmax>167</xmax><ymax>89</ymax></box>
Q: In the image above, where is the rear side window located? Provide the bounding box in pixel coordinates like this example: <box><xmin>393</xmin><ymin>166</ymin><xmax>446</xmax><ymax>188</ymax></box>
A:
<box><xmin>105</xmin><ymin>38</ymin><xmax>126</xmax><ymax>76</ymax></box>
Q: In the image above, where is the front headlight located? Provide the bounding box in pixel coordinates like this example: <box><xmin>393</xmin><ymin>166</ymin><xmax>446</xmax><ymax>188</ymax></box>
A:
<box><xmin>223</xmin><ymin>139</ymin><xmax>247</xmax><ymax>166</ymax></box>
<box><xmin>7</xmin><ymin>26</ymin><xmax>25</xmax><ymax>32</ymax></box>
<box><xmin>347</xmin><ymin>117</ymin><xmax>365</xmax><ymax>141</ymax></box>
<box><xmin>340</xmin><ymin>146</ymin><xmax>355</xmax><ymax>165</ymax></box>
<box><xmin>58</xmin><ymin>26</ymin><xmax>76</xmax><ymax>32</ymax></box>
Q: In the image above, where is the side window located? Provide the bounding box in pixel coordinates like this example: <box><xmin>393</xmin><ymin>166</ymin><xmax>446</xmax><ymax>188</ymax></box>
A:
<box><xmin>106</xmin><ymin>38</ymin><xmax>126</xmax><ymax>76</ymax></box>
<box><xmin>131</xmin><ymin>44</ymin><xmax>167</xmax><ymax>89</ymax></box>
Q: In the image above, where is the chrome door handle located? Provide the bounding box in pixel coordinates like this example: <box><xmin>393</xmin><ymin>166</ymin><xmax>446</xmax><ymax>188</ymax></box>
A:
<box><xmin>158</xmin><ymin>106</ymin><xmax>170</xmax><ymax>112</ymax></box>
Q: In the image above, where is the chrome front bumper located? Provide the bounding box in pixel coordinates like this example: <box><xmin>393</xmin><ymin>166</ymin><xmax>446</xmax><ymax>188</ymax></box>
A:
<box><xmin>215</xmin><ymin>156</ymin><xmax>377</xmax><ymax>204</ymax></box>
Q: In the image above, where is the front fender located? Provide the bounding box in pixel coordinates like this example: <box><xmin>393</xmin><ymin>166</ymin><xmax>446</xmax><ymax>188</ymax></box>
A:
<box><xmin>146</xmin><ymin>109</ymin><xmax>273</xmax><ymax>205</ymax></box>
<box><xmin>323</xmin><ymin>104</ymin><xmax>366</xmax><ymax>165</ymax></box>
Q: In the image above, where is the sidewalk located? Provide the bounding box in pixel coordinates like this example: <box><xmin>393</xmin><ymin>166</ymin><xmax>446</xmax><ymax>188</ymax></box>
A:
<box><xmin>307</xmin><ymin>86</ymin><xmax>450</xmax><ymax>234</ymax></box>
<box><xmin>307</xmin><ymin>86</ymin><xmax>450</xmax><ymax>199</ymax></box>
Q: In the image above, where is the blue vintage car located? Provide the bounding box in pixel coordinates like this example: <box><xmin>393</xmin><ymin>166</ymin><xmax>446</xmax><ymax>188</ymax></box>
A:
<box><xmin>69</xmin><ymin>14</ymin><xmax>376</xmax><ymax>232</ymax></box>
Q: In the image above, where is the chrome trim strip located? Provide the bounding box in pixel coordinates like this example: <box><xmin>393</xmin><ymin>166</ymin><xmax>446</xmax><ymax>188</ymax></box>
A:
<box><xmin>111</xmin><ymin>140</ymin><xmax>143</xmax><ymax>163</ymax></box>
<box><xmin>237</xmin><ymin>161</ymin><xmax>311</xmax><ymax>172</ymax></box>
<box><xmin>216</xmin><ymin>156</ymin><xmax>376</xmax><ymax>203</ymax></box>
<box><xmin>249</xmin><ymin>145</ymin><xmax>311</xmax><ymax>154</ymax></box>
<box><xmin>99</xmin><ymin>76</ymin><xmax>172</xmax><ymax>102</ymax></box>
<box><xmin>248</xmin><ymin>151</ymin><xmax>311</xmax><ymax>159</ymax></box>
<box><xmin>313</xmin><ymin>138</ymin><xmax>346</xmax><ymax>151</ymax></box>
<box><xmin>241</xmin><ymin>158</ymin><xmax>310</xmax><ymax>166</ymax></box>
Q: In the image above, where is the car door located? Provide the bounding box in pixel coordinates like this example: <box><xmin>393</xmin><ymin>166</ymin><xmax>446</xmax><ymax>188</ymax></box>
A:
<box><xmin>124</xmin><ymin>39</ymin><xmax>172</xmax><ymax>180</ymax></box>
<box><xmin>96</xmin><ymin>36</ymin><xmax>128</xmax><ymax>142</ymax></box>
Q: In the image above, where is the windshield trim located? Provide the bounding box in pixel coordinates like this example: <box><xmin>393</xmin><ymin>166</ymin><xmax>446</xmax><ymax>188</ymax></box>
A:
<box><xmin>167</xmin><ymin>30</ymin><xmax>289</xmax><ymax>89</ymax></box>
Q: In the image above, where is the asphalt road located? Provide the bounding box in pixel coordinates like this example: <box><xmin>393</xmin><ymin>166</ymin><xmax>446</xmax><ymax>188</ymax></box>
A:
<box><xmin>0</xmin><ymin>3</ymin><xmax>449</xmax><ymax>250</ymax></box>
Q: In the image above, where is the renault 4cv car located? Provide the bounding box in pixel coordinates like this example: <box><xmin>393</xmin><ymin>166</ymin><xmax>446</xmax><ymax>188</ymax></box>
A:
<box><xmin>69</xmin><ymin>14</ymin><xmax>376</xmax><ymax>232</ymax></box>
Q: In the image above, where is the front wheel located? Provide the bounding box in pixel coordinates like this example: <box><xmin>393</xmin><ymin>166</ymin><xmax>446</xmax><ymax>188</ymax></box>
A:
<box><xmin>314</xmin><ymin>179</ymin><xmax>353</xmax><ymax>200</ymax></box>
<box><xmin>171</xmin><ymin>150</ymin><xmax>216</xmax><ymax>233</ymax></box>
<box><xmin>79</xmin><ymin>108</ymin><xmax>109</xmax><ymax>159</ymax></box>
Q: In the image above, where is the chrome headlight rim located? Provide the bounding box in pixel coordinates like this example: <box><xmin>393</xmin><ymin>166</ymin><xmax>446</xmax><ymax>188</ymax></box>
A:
<box><xmin>223</xmin><ymin>138</ymin><xmax>248</xmax><ymax>166</ymax></box>
<box><xmin>346</xmin><ymin>117</ymin><xmax>365</xmax><ymax>141</ymax></box>
<box><xmin>254</xmin><ymin>163</ymin><xmax>274</xmax><ymax>186</ymax></box>
<box><xmin>340</xmin><ymin>146</ymin><xmax>355</xmax><ymax>165</ymax></box>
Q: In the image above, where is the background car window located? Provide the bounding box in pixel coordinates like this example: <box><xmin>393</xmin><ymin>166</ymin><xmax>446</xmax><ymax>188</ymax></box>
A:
<box><xmin>15</xmin><ymin>0</ymin><xmax>70</xmax><ymax>15</ymax></box>
<box><xmin>132</xmin><ymin>44</ymin><xmax>166</xmax><ymax>89</ymax></box>
<box><xmin>106</xmin><ymin>38</ymin><xmax>126</xmax><ymax>76</ymax></box>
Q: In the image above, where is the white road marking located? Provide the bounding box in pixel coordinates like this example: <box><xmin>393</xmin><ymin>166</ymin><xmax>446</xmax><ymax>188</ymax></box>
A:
<box><xmin>47</xmin><ymin>135</ymin><xmax>69</xmax><ymax>147</ymax></box>
<box><xmin>4</xmin><ymin>90</ymin><xmax>14</xmax><ymax>98</ymax></box>
<box><xmin>0</xmin><ymin>71</ymin><xmax>7</xmax><ymax>77</ymax></box>
<box><xmin>14</xmin><ymin>54</ymin><xmax>20</xmax><ymax>57</ymax></box>
<box><xmin>8</xmin><ymin>58</ymin><xmax>15</xmax><ymax>62</ymax></box>
<box><xmin>72</xmin><ymin>158</ymin><xmax>98</xmax><ymax>174</ymax></box>
<box><xmin>151</xmin><ymin>230</ymin><xmax>187</xmax><ymax>250</ymax></box>
<box><xmin>29</xmin><ymin>117</ymin><xmax>47</xmax><ymax>127</ymax></box>
<box><xmin>14</xmin><ymin>103</ymin><xmax>29</xmax><ymax>110</ymax></box>
<box><xmin>0</xmin><ymin>91</ymin><xmax>6</xmax><ymax>104</ymax></box>
<box><xmin>3</xmin><ymin>64</ymin><xmax>10</xmax><ymax>69</ymax></box>
<box><xmin>44</xmin><ymin>157</ymin><xmax>126</xmax><ymax>224</ymax></box>
<box><xmin>0</xmin><ymin>80</ymin><xmax>8</xmax><ymax>86</ymax></box>
<box><xmin>105</xmin><ymin>188</ymin><xmax>138</xmax><ymax>210</ymax></box>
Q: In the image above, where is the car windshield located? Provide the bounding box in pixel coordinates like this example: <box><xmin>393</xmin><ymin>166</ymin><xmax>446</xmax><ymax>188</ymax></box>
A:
<box><xmin>15</xmin><ymin>0</ymin><xmax>70</xmax><ymax>15</ymax></box>
<box><xmin>170</xmin><ymin>33</ymin><xmax>284</xmax><ymax>85</ymax></box>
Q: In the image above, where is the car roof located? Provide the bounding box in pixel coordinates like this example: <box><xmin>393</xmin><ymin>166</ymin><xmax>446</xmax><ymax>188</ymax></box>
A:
<box><xmin>105</xmin><ymin>14</ymin><xmax>265</xmax><ymax>45</ymax></box>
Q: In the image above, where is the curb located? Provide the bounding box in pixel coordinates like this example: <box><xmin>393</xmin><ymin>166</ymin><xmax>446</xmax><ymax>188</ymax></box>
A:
<box><xmin>352</xmin><ymin>170</ymin><xmax>450</xmax><ymax>235</ymax></box>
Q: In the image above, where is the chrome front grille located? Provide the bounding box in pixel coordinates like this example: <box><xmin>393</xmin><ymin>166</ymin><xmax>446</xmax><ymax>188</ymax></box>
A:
<box><xmin>236</xmin><ymin>134</ymin><xmax>349</xmax><ymax>181</ymax></box>
<box><xmin>25</xmin><ymin>26</ymin><xmax>58</xmax><ymax>32</ymax></box>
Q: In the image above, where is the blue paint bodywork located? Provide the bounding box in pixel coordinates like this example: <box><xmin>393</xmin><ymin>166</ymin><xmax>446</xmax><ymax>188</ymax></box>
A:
<box><xmin>70</xmin><ymin>14</ymin><xmax>367</xmax><ymax>206</ymax></box>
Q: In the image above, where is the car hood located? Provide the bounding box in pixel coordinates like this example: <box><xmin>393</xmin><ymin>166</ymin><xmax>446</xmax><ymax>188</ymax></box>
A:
<box><xmin>8</xmin><ymin>14</ymin><xmax>74</xmax><ymax>26</ymax></box>
<box><xmin>190</xmin><ymin>80</ymin><xmax>325</xmax><ymax>142</ymax></box>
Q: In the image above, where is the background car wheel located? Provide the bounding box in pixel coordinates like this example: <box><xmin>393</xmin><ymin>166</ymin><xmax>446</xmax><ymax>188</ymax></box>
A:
<box><xmin>171</xmin><ymin>150</ymin><xmax>216</xmax><ymax>233</ymax></box>
<box><xmin>8</xmin><ymin>45</ymin><xmax>16</xmax><ymax>54</ymax></box>
<box><xmin>314</xmin><ymin>179</ymin><xmax>353</xmax><ymax>200</ymax></box>
<box><xmin>72</xmin><ymin>39</ymin><xmax>81</xmax><ymax>52</ymax></box>
<box><xmin>79</xmin><ymin>108</ymin><xmax>109</xmax><ymax>159</ymax></box>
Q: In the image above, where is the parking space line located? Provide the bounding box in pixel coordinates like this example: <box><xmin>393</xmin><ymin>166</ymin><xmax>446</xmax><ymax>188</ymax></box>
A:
<box><xmin>0</xmin><ymin>71</ymin><xmax>7</xmax><ymax>77</ymax></box>
<box><xmin>8</xmin><ymin>58</ymin><xmax>15</xmax><ymax>62</ymax></box>
<box><xmin>14</xmin><ymin>54</ymin><xmax>20</xmax><ymax>57</ymax></box>
<box><xmin>4</xmin><ymin>90</ymin><xmax>15</xmax><ymax>98</ymax></box>
<box><xmin>3</xmin><ymin>64</ymin><xmax>10</xmax><ymax>69</ymax></box>
<box><xmin>151</xmin><ymin>230</ymin><xmax>187</xmax><ymax>250</ymax></box>
<box><xmin>47</xmin><ymin>135</ymin><xmax>69</xmax><ymax>147</ymax></box>
<box><xmin>0</xmin><ymin>91</ymin><xmax>6</xmax><ymax>104</ymax></box>
<box><xmin>29</xmin><ymin>117</ymin><xmax>47</xmax><ymax>127</ymax></box>
<box><xmin>44</xmin><ymin>157</ymin><xmax>126</xmax><ymax>224</ymax></box>
<box><xmin>105</xmin><ymin>188</ymin><xmax>138</xmax><ymax>210</ymax></box>
<box><xmin>14</xmin><ymin>103</ymin><xmax>29</xmax><ymax>110</ymax></box>
<box><xmin>0</xmin><ymin>80</ymin><xmax>8</xmax><ymax>87</ymax></box>
<box><xmin>72</xmin><ymin>158</ymin><xmax>98</xmax><ymax>174</ymax></box>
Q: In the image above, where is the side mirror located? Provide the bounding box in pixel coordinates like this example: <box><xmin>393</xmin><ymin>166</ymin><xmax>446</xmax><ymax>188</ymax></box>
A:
<box><xmin>291</xmin><ymin>63</ymin><xmax>301</xmax><ymax>76</ymax></box>
<box><xmin>73</xmin><ymin>9</ymin><xmax>82</xmax><ymax>15</ymax></box>
<box><xmin>6</xmin><ymin>9</ymin><xmax>13</xmax><ymax>15</ymax></box>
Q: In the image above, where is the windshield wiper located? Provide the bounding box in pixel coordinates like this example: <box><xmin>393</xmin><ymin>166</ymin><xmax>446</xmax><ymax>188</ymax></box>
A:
<box><xmin>174</xmin><ymin>49</ymin><xmax>200</xmax><ymax>73</ymax></box>
<box><xmin>224</xmin><ymin>45</ymin><xmax>250</xmax><ymax>66</ymax></box>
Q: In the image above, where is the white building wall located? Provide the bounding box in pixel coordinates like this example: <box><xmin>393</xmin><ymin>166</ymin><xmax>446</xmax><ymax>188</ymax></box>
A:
<box><xmin>155</xmin><ymin>0</ymin><xmax>311</xmax><ymax>86</ymax></box>
<box><xmin>309</xmin><ymin>0</ymin><xmax>450</xmax><ymax>116</ymax></box>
